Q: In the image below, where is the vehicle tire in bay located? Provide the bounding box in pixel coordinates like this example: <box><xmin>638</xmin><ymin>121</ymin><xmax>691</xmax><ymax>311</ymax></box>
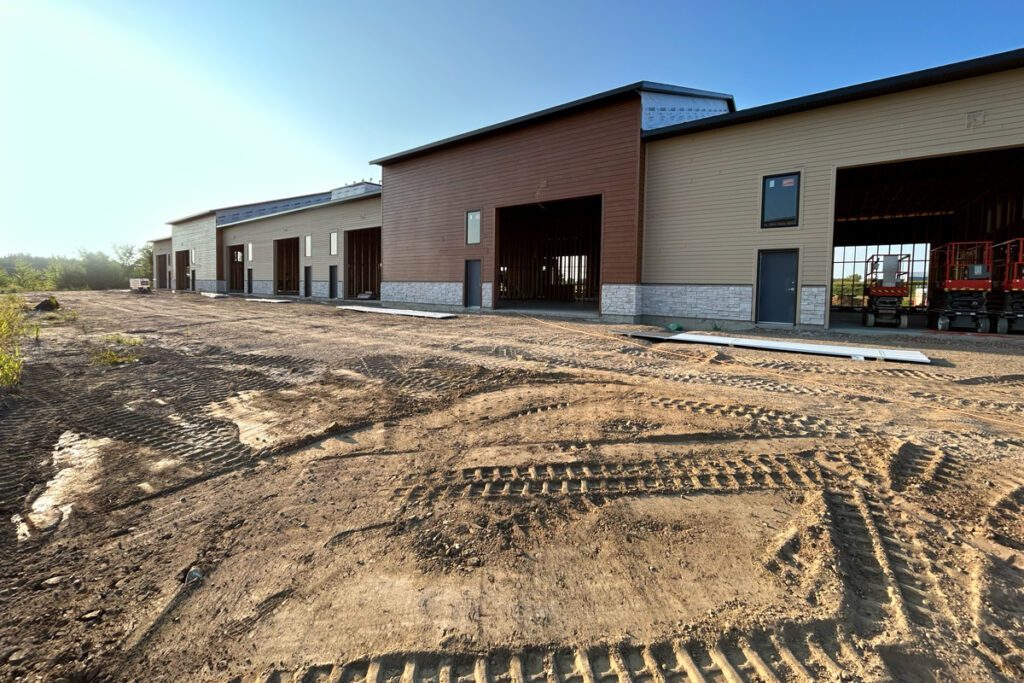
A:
<box><xmin>937</xmin><ymin>315</ymin><xmax>950</xmax><ymax>331</ymax></box>
<box><xmin>898</xmin><ymin>313</ymin><xmax>909</xmax><ymax>329</ymax></box>
<box><xmin>977</xmin><ymin>318</ymin><xmax>991</xmax><ymax>334</ymax></box>
<box><xmin>996</xmin><ymin>317</ymin><xmax>1009</xmax><ymax>335</ymax></box>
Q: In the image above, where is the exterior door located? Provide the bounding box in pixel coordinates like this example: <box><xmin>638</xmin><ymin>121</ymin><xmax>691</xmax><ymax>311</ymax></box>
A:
<box><xmin>465</xmin><ymin>259</ymin><xmax>482</xmax><ymax>307</ymax></box>
<box><xmin>228</xmin><ymin>245</ymin><xmax>244</xmax><ymax>292</ymax></box>
<box><xmin>303</xmin><ymin>266</ymin><xmax>312</xmax><ymax>297</ymax></box>
<box><xmin>329</xmin><ymin>265</ymin><xmax>338</xmax><ymax>298</ymax></box>
<box><xmin>757</xmin><ymin>250</ymin><xmax>798</xmax><ymax>324</ymax></box>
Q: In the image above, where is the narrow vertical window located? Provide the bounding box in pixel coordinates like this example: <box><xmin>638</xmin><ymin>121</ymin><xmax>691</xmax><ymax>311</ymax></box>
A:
<box><xmin>190</xmin><ymin>248</ymin><xmax>195</xmax><ymax>264</ymax></box>
<box><xmin>330</xmin><ymin>231</ymin><xmax>338</xmax><ymax>256</ymax></box>
<box><xmin>761</xmin><ymin>173</ymin><xmax>800</xmax><ymax>228</ymax></box>
<box><xmin>247</xmin><ymin>243</ymin><xmax>253</xmax><ymax>261</ymax></box>
<box><xmin>466</xmin><ymin>210</ymin><xmax>481</xmax><ymax>245</ymax></box>
<box><xmin>305</xmin><ymin>235</ymin><xmax>312</xmax><ymax>257</ymax></box>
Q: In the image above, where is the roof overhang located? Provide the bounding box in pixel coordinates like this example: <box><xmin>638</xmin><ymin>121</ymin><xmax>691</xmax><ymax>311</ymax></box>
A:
<box><xmin>167</xmin><ymin>209</ymin><xmax>215</xmax><ymax>225</ymax></box>
<box><xmin>642</xmin><ymin>47</ymin><xmax>1024</xmax><ymax>142</ymax></box>
<box><xmin>371</xmin><ymin>81</ymin><xmax>735</xmax><ymax>166</ymax></box>
<box><xmin>215</xmin><ymin>189</ymin><xmax>382</xmax><ymax>229</ymax></box>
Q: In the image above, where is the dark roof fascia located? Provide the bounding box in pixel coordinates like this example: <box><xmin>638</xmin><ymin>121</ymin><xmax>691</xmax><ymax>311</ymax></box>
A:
<box><xmin>370</xmin><ymin>81</ymin><xmax>735</xmax><ymax>166</ymax></box>
<box><xmin>215</xmin><ymin>189</ymin><xmax>382</xmax><ymax>229</ymax></box>
<box><xmin>167</xmin><ymin>209</ymin><xmax>216</xmax><ymax>225</ymax></box>
<box><xmin>642</xmin><ymin>47</ymin><xmax>1024</xmax><ymax>142</ymax></box>
<box><xmin>166</xmin><ymin>188</ymin><xmax>347</xmax><ymax>225</ymax></box>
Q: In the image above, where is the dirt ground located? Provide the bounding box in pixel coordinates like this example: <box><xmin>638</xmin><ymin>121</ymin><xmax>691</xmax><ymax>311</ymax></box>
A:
<box><xmin>1</xmin><ymin>291</ymin><xmax>1023</xmax><ymax>682</ymax></box>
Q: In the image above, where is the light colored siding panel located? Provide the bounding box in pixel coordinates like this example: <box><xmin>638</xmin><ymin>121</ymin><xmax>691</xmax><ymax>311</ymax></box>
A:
<box><xmin>170</xmin><ymin>215</ymin><xmax>217</xmax><ymax>284</ymax></box>
<box><xmin>219</xmin><ymin>196</ymin><xmax>381</xmax><ymax>291</ymax></box>
<box><xmin>643</xmin><ymin>68</ymin><xmax>1024</xmax><ymax>294</ymax></box>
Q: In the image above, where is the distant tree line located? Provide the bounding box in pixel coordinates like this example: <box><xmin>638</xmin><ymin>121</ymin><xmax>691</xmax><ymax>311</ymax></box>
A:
<box><xmin>0</xmin><ymin>244</ymin><xmax>153</xmax><ymax>293</ymax></box>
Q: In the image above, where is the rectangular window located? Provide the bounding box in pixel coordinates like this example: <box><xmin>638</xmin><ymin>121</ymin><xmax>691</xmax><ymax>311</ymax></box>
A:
<box><xmin>305</xmin><ymin>234</ymin><xmax>312</xmax><ymax>257</ymax></box>
<box><xmin>190</xmin><ymin>248</ymin><xmax>195</xmax><ymax>264</ymax></box>
<box><xmin>330</xmin><ymin>231</ymin><xmax>338</xmax><ymax>256</ymax></box>
<box><xmin>247</xmin><ymin>243</ymin><xmax>253</xmax><ymax>261</ymax></box>
<box><xmin>466</xmin><ymin>210</ymin><xmax>481</xmax><ymax>244</ymax></box>
<box><xmin>761</xmin><ymin>172</ymin><xmax>800</xmax><ymax>228</ymax></box>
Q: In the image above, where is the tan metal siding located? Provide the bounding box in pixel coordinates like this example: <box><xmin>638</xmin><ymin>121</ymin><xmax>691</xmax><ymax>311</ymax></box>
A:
<box><xmin>218</xmin><ymin>196</ymin><xmax>381</xmax><ymax>286</ymax></box>
<box><xmin>643</xmin><ymin>69</ymin><xmax>1024</xmax><ymax>292</ymax></box>
<box><xmin>151</xmin><ymin>239</ymin><xmax>172</xmax><ymax>257</ymax></box>
<box><xmin>170</xmin><ymin>215</ymin><xmax>217</xmax><ymax>283</ymax></box>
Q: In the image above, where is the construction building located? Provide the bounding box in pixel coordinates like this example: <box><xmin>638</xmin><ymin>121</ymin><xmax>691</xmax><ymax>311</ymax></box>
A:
<box><xmin>156</xmin><ymin>48</ymin><xmax>1024</xmax><ymax>329</ymax></box>
<box><xmin>155</xmin><ymin>183</ymin><xmax>380</xmax><ymax>298</ymax></box>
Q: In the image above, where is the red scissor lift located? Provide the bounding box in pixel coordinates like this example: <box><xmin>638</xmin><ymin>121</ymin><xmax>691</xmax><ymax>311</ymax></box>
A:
<box><xmin>862</xmin><ymin>253</ymin><xmax>910</xmax><ymax>328</ymax></box>
<box><xmin>928</xmin><ymin>241</ymin><xmax>993</xmax><ymax>332</ymax></box>
<box><xmin>990</xmin><ymin>237</ymin><xmax>1024</xmax><ymax>334</ymax></box>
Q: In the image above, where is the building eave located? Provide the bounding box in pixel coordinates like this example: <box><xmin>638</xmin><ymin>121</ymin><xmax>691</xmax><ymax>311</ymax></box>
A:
<box><xmin>370</xmin><ymin>81</ymin><xmax>735</xmax><ymax>166</ymax></box>
<box><xmin>642</xmin><ymin>47</ymin><xmax>1024</xmax><ymax>142</ymax></box>
<box><xmin>215</xmin><ymin>190</ymin><xmax>382</xmax><ymax>229</ymax></box>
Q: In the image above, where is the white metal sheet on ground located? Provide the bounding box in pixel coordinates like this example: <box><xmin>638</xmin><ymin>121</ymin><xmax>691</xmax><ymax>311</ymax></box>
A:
<box><xmin>614</xmin><ymin>330</ymin><xmax>931</xmax><ymax>364</ymax></box>
<box><xmin>337</xmin><ymin>305</ymin><xmax>456</xmax><ymax>319</ymax></box>
<box><xmin>200</xmin><ymin>292</ymin><xmax>228</xmax><ymax>298</ymax></box>
<box><xmin>246</xmin><ymin>298</ymin><xmax>292</xmax><ymax>304</ymax></box>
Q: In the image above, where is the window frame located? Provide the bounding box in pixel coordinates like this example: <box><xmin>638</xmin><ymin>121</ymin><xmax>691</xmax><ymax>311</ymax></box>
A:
<box><xmin>760</xmin><ymin>172</ymin><xmax>801</xmax><ymax>229</ymax></box>
<box><xmin>247</xmin><ymin>243</ymin><xmax>253</xmax><ymax>261</ymax></box>
<box><xmin>465</xmin><ymin>209</ymin><xmax>481</xmax><ymax>245</ymax></box>
<box><xmin>304</xmin><ymin>234</ymin><xmax>312</xmax><ymax>257</ymax></box>
<box><xmin>330</xmin><ymin>231</ymin><xmax>338</xmax><ymax>256</ymax></box>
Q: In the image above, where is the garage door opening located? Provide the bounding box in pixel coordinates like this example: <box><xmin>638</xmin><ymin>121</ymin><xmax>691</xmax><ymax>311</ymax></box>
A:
<box><xmin>274</xmin><ymin>237</ymin><xmax>299</xmax><ymax>295</ymax></box>
<box><xmin>227</xmin><ymin>245</ymin><xmax>244</xmax><ymax>292</ymax></box>
<box><xmin>831</xmin><ymin>146</ymin><xmax>1024</xmax><ymax>330</ymax></box>
<box><xmin>346</xmin><ymin>227</ymin><xmax>381</xmax><ymax>299</ymax></box>
<box><xmin>174</xmin><ymin>250</ymin><xmax>190</xmax><ymax>290</ymax></box>
<box><xmin>156</xmin><ymin>254</ymin><xmax>168</xmax><ymax>289</ymax></box>
<box><xmin>496</xmin><ymin>195</ymin><xmax>601</xmax><ymax>312</ymax></box>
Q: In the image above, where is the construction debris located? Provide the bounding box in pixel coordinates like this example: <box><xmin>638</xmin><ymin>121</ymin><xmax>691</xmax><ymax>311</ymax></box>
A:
<box><xmin>337</xmin><ymin>305</ymin><xmax>456</xmax><ymax>319</ymax></box>
<box><xmin>615</xmin><ymin>330</ymin><xmax>931</xmax><ymax>364</ymax></box>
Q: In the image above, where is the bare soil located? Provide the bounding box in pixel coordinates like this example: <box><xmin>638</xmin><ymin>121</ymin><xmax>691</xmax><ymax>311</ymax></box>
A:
<box><xmin>1</xmin><ymin>291</ymin><xmax>1023</xmax><ymax>682</ymax></box>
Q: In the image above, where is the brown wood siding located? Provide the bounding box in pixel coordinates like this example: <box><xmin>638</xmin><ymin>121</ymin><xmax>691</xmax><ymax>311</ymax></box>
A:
<box><xmin>380</xmin><ymin>98</ymin><xmax>643</xmax><ymax>288</ymax></box>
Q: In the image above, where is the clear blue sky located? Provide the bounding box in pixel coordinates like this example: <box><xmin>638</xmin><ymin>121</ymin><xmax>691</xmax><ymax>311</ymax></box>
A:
<box><xmin>2</xmin><ymin>0</ymin><xmax>1022</xmax><ymax>257</ymax></box>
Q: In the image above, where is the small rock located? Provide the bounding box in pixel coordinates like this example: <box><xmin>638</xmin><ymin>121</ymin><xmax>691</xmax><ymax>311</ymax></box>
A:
<box><xmin>40</xmin><ymin>576</ymin><xmax>65</xmax><ymax>588</ymax></box>
<box><xmin>80</xmin><ymin>610</ymin><xmax>103</xmax><ymax>622</ymax></box>
<box><xmin>7</xmin><ymin>649</ymin><xmax>28</xmax><ymax>664</ymax></box>
<box><xmin>185</xmin><ymin>566</ymin><xmax>203</xmax><ymax>584</ymax></box>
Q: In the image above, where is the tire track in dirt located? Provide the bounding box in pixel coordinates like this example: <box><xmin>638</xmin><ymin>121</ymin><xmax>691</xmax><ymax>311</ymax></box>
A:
<box><xmin>969</xmin><ymin>553</ymin><xmax>1024</xmax><ymax>679</ymax></box>
<box><xmin>393</xmin><ymin>454</ymin><xmax>822</xmax><ymax>502</ymax></box>
<box><xmin>648</xmin><ymin>397</ymin><xmax>857</xmax><ymax>438</ymax></box>
<box><xmin>227</xmin><ymin>619</ymin><xmax>879</xmax><ymax>683</ymax></box>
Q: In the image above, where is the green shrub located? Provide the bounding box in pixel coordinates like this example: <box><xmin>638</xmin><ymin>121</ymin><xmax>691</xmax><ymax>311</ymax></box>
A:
<box><xmin>104</xmin><ymin>334</ymin><xmax>145</xmax><ymax>346</ymax></box>
<box><xmin>90</xmin><ymin>348</ymin><xmax>137</xmax><ymax>366</ymax></box>
<box><xmin>0</xmin><ymin>295</ymin><xmax>26</xmax><ymax>389</ymax></box>
<box><xmin>0</xmin><ymin>351</ymin><xmax>22</xmax><ymax>389</ymax></box>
